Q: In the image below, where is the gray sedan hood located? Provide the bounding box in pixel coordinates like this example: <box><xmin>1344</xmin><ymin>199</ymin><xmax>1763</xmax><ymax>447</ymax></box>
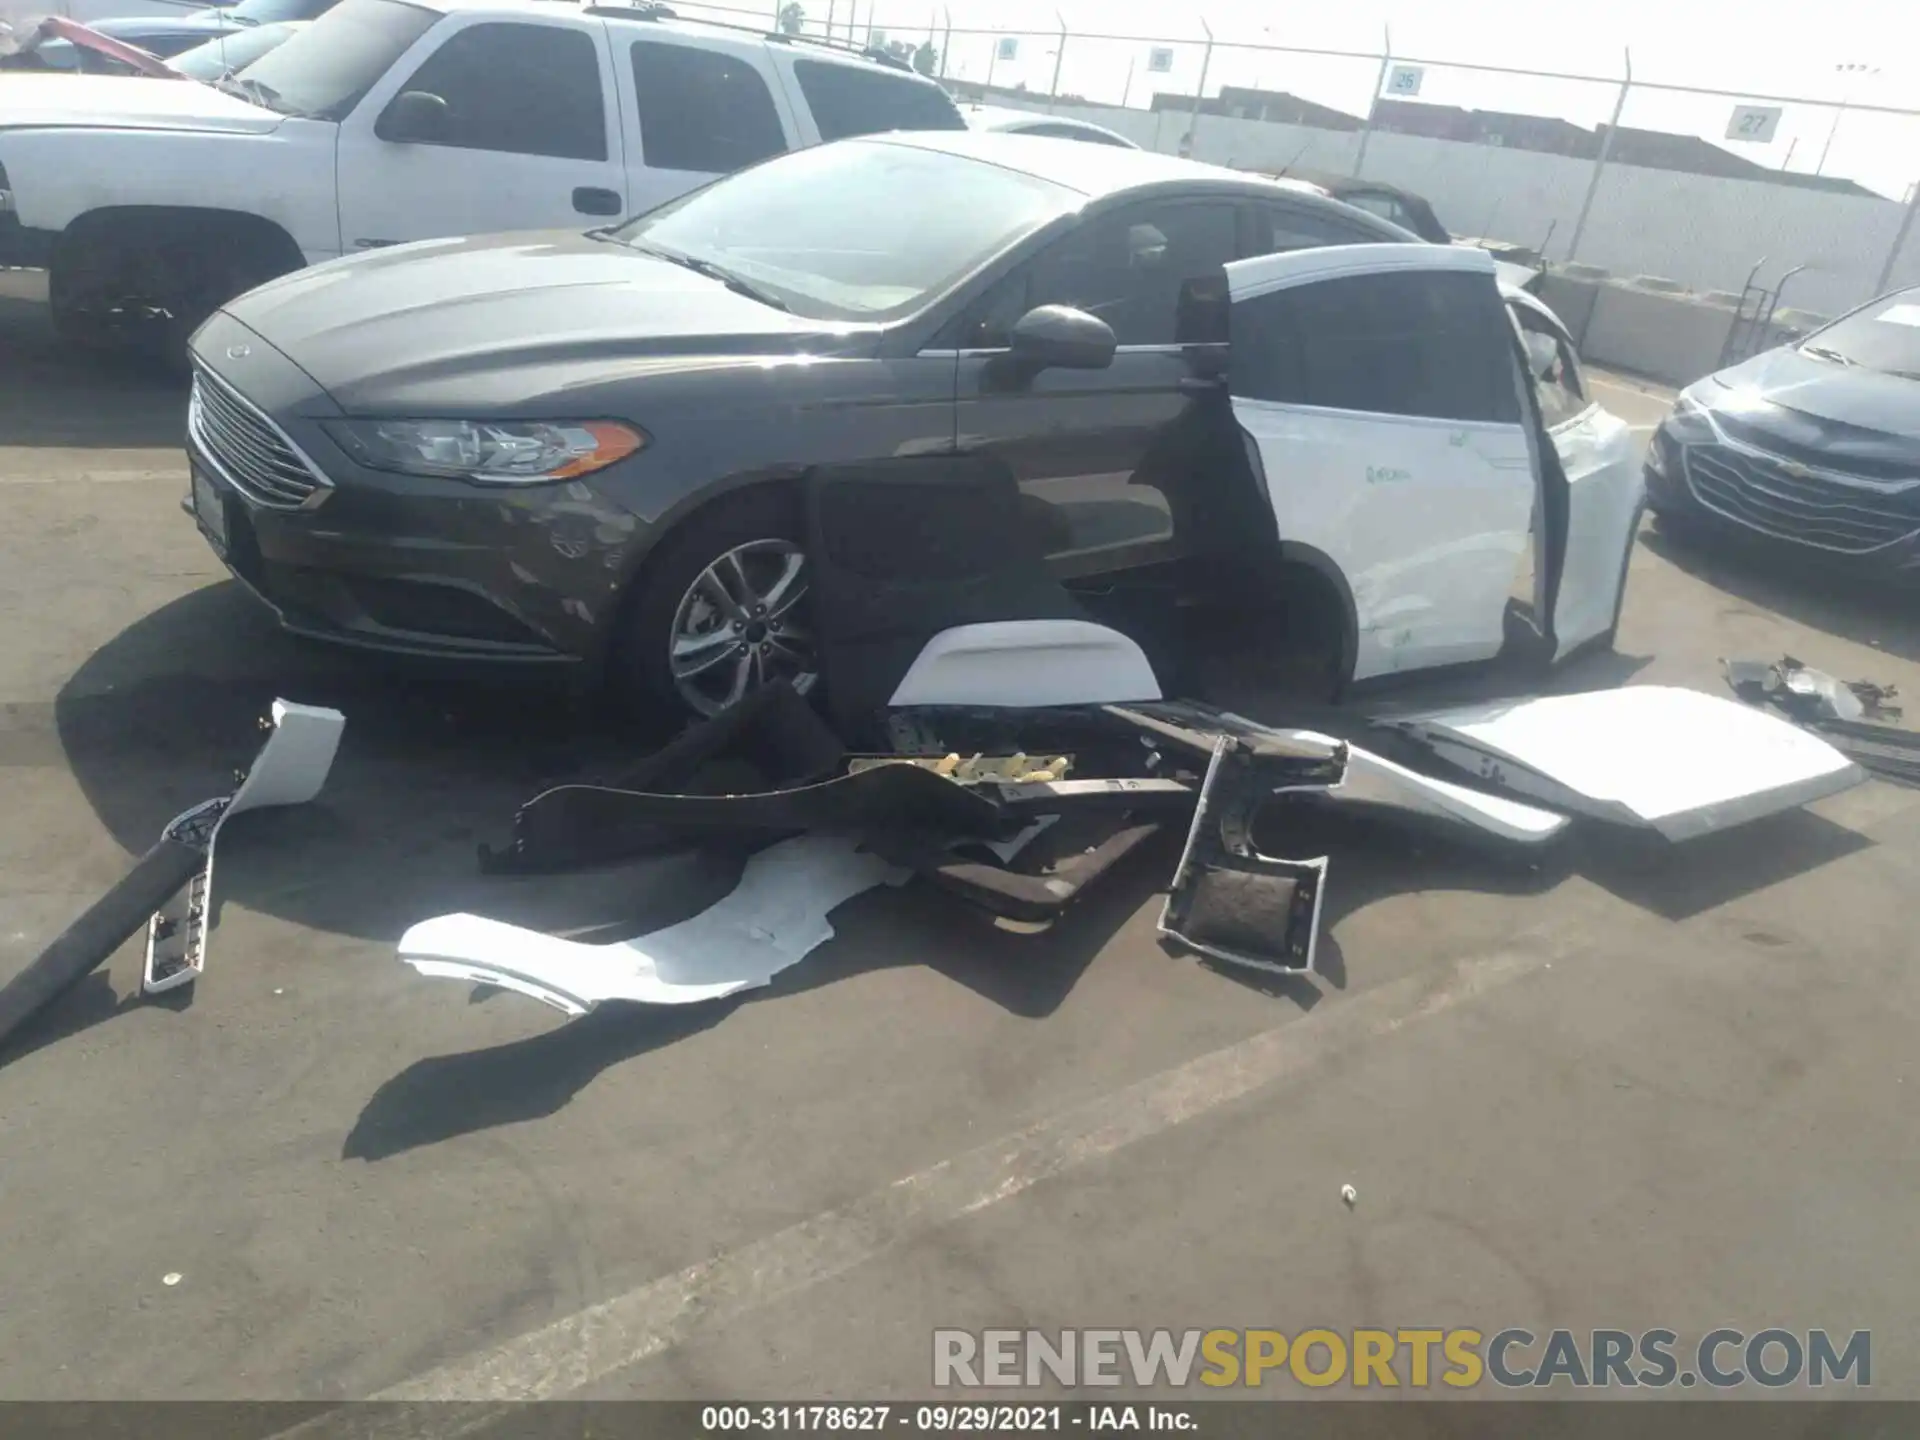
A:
<box><xmin>1713</xmin><ymin>347</ymin><xmax>1920</xmax><ymax>443</ymax></box>
<box><xmin>223</xmin><ymin>230</ymin><xmax>863</xmax><ymax>411</ymax></box>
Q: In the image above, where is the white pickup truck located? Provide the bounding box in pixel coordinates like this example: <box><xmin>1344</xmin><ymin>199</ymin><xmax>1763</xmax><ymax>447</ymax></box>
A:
<box><xmin>0</xmin><ymin>0</ymin><xmax>965</xmax><ymax>356</ymax></box>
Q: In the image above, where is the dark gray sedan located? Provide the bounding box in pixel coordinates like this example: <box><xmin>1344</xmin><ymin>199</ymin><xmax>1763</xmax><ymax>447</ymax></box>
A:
<box><xmin>1645</xmin><ymin>286</ymin><xmax>1920</xmax><ymax>572</ymax></box>
<box><xmin>184</xmin><ymin>131</ymin><xmax>1420</xmax><ymax>717</ymax></box>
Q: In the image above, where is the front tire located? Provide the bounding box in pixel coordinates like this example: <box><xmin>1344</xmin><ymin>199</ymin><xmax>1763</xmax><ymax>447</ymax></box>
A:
<box><xmin>610</xmin><ymin>487</ymin><xmax>818</xmax><ymax>723</ymax></box>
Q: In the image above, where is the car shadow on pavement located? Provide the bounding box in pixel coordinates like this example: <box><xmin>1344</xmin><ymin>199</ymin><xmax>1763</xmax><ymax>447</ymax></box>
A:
<box><xmin>54</xmin><ymin>582</ymin><xmax>650</xmax><ymax>949</ymax></box>
<box><xmin>1641</xmin><ymin>518</ymin><xmax>1920</xmax><ymax>666</ymax></box>
<box><xmin>0</xmin><ymin>285</ymin><xmax>188</xmax><ymax>450</ymax></box>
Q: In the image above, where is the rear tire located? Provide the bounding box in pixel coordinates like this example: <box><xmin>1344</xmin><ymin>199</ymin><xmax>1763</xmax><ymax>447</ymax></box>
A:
<box><xmin>608</xmin><ymin>486</ymin><xmax>816</xmax><ymax>725</ymax></box>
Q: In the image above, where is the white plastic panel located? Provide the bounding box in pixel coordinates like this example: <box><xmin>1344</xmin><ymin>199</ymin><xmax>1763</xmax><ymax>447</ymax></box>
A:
<box><xmin>888</xmin><ymin>620</ymin><xmax>1162</xmax><ymax>708</ymax></box>
<box><xmin>1549</xmin><ymin>404</ymin><xmax>1646</xmax><ymax>659</ymax></box>
<box><xmin>142</xmin><ymin>699</ymin><xmax>346</xmax><ymax>995</ymax></box>
<box><xmin>398</xmin><ymin>834</ymin><xmax>906</xmax><ymax>1016</ymax></box>
<box><xmin>1384</xmin><ymin>685</ymin><xmax>1866</xmax><ymax>840</ymax></box>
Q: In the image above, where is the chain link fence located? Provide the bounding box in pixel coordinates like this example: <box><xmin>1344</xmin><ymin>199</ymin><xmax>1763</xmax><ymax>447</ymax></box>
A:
<box><xmin>673</xmin><ymin>0</ymin><xmax>1920</xmax><ymax>320</ymax></box>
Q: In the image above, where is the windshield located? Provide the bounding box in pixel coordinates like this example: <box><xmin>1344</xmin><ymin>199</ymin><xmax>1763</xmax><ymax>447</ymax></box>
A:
<box><xmin>1801</xmin><ymin>290</ymin><xmax>1920</xmax><ymax>378</ymax></box>
<box><xmin>170</xmin><ymin>22</ymin><xmax>299</xmax><ymax>80</ymax></box>
<box><xmin>231</xmin><ymin>0</ymin><xmax>435</xmax><ymax>120</ymax></box>
<box><xmin>608</xmin><ymin>140</ymin><xmax>1077</xmax><ymax>322</ymax></box>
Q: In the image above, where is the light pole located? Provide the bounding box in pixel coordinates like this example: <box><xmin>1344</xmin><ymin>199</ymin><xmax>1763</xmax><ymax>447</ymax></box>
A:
<box><xmin>1815</xmin><ymin>62</ymin><xmax>1879</xmax><ymax>178</ymax></box>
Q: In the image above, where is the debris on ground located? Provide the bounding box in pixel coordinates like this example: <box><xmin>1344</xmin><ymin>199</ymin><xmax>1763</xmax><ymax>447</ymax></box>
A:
<box><xmin>401</xmin><ymin>833</ymin><xmax>906</xmax><ymax>1015</ymax></box>
<box><xmin>1380</xmin><ymin>685</ymin><xmax>1864</xmax><ymax>841</ymax></box>
<box><xmin>1725</xmin><ymin>656</ymin><xmax>1920</xmax><ymax>788</ymax></box>
<box><xmin>1160</xmin><ymin>736</ymin><xmax>1330</xmax><ymax>976</ymax></box>
<box><xmin>0</xmin><ymin>700</ymin><xmax>344</xmax><ymax>1060</ymax></box>
<box><xmin>1724</xmin><ymin>655</ymin><xmax>1900</xmax><ymax>725</ymax></box>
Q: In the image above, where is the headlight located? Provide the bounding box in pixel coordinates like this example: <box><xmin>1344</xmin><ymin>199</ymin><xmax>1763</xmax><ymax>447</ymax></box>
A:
<box><xmin>323</xmin><ymin>418</ymin><xmax>644</xmax><ymax>484</ymax></box>
<box><xmin>1664</xmin><ymin>387</ymin><xmax>1717</xmax><ymax>436</ymax></box>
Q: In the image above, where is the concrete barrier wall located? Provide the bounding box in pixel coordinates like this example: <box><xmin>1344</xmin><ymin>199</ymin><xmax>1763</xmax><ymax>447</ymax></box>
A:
<box><xmin>995</xmin><ymin>97</ymin><xmax>1920</xmax><ymax>318</ymax></box>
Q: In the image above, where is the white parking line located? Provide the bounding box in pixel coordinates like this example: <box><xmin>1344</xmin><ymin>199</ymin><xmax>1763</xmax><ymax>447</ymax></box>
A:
<box><xmin>276</xmin><ymin>911</ymin><xmax>1625</xmax><ymax>1437</ymax></box>
<box><xmin>0</xmin><ymin>469</ymin><xmax>182</xmax><ymax>485</ymax></box>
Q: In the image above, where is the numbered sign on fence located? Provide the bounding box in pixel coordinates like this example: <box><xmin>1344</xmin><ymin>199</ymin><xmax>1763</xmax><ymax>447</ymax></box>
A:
<box><xmin>995</xmin><ymin>36</ymin><xmax>1018</xmax><ymax>61</ymax></box>
<box><xmin>1385</xmin><ymin>64</ymin><xmax>1424</xmax><ymax>96</ymax></box>
<box><xmin>1726</xmin><ymin>105</ymin><xmax>1782</xmax><ymax>143</ymax></box>
<box><xmin>1147</xmin><ymin>46</ymin><xmax>1174</xmax><ymax>73</ymax></box>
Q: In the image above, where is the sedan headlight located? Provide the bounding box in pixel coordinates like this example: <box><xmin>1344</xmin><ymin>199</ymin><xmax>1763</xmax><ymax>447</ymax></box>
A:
<box><xmin>324</xmin><ymin>418</ymin><xmax>644</xmax><ymax>484</ymax></box>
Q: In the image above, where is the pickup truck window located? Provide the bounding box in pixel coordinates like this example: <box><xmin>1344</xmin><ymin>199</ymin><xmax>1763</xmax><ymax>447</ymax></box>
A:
<box><xmin>382</xmin><ymin>22</ymin><xmax>606</xmax><ymax>161</ymax></box>
<box><xmin>631</xmin><ymin>40</ymin><xmax>785</xmax><ymax>173</ymax></box>
<box><xmin>233</xmin><ymin>0</ymin><xmax>436</xmax><ymax>120</ymax></box>
<box><xmin>790</xmin><ymin>58</ymin><xmax>965</xmax><ymax>141</ymax></box>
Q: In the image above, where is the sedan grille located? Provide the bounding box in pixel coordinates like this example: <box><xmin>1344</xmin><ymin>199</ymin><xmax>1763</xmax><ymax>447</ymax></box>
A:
<box><xmin>189</xmin><ymin>367</ymin><xmax>329</xmax><ymax>509</ymax></box>
<box><xmin>1683</xmin><ymin>442</ymin><xmax>1920</xmax><ymax>555</ymax></box>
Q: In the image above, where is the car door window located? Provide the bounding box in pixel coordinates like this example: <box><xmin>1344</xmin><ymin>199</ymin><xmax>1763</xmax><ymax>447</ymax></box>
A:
<box><xmin>791</xmin><ymin>58</ymin><xmax>966</xmax><ymax>140</ymax></box>
<box><xmin>1340</xmin><ymin>191</ymin><xmax>1412</xmax><ymax>229</ymax></box>
<box><xmin>957</xmin><ymin>201</ymin><xmax>1238</xmax><ymax>349</ymax></box>
<box><xmin>1511</xmin><ymin>305</ymin><xmax>1589</xmax><ymax>428</ymax></box>
<box><xmin>1234</xmin><ymin>268</ymin><xmax>1523</xmax><ymax>424</ymax></box>
<box><xmin>631</xmin><ymin>41</ymin><xmax>785</xmax><ymax>172</ymax></box>
<box><xmin>1249</xmin><ymin>202</ymin><xmax>1379</xmax><ymax>256</ymax></box>
<box><xmin>378</xmin><ymin>22</ymin><xmax>606</xmax><ymax>161</ymax></box>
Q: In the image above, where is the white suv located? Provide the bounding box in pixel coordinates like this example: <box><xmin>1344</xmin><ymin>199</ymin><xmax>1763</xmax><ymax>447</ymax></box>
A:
<box><xmin>0</xmin><ymin>0</ymin><xmax>965</xmax><ymax>356</ymax></box>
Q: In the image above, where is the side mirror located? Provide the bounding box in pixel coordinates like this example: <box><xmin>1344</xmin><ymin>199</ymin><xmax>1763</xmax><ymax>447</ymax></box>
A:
<box><xmin>379</xmin><ymin>89</ymin><xmax>449</xmax><ymax>145</ymax></box>
<box><xmin>1008</xmin><ymin>305</ymin><xmax>1116</xmax><ymax>372</ymax></box>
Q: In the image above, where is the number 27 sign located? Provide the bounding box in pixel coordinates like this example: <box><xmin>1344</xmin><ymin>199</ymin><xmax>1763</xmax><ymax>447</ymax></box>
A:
<box><xmin>1726</xmin><ymin>105</ymin><xmax>1782</xmax><ymax>143</ymax></box>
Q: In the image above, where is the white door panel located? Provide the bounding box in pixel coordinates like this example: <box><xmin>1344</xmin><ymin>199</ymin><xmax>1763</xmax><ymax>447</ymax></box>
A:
<box><xmin>1223</xmin><ymin>244</ymin><xmax>1538</xmax><ymax>682</ymax></box>
<box><xmin>1549</xmin><ymin>404</ymin><xmax>1646</xmax><ymax>658</ymax></box>
<box><xmin>335</xmin><ymin>14</ymin><xmax>626</xmax><ymax>252</ymax></box>
<box><xmin>1233</xmin><ymin>400</ymin><xmax>1534</xmax><ymax>678</ymax></box>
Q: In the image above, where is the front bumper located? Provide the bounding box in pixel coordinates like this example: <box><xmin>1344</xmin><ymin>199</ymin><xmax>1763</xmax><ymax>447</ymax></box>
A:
<box><xmin>183</xmin><ymin>312</ymin><xmax>651</xmax><ymax>666</ymax></box>
<box><xmin>1644</xmin><ymin>417</ymin><xmax>1920</xmax><ymax>576</ymax></box>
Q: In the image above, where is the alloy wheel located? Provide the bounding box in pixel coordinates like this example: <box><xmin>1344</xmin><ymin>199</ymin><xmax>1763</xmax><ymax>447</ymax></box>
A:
<box><xmin>668</xmin><ymin>538</ymin><xmax>816</xmax><ymax>717</ymax></box>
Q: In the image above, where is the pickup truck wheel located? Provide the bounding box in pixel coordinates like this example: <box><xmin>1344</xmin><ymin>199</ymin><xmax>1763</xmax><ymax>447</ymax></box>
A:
<box><xmin>47</xmin><ymin>231</ymin><xmax>123</xmax><ymax>351</ymax></box>
<box><xmin>49</xmin><ymin>215</ymin><xmax>300</xmax><ymax>373</ymax></box>
<box><xmin>610</xmin><ymin>487</ymin><xmax>817</xmax><ymax>723</ymax></box>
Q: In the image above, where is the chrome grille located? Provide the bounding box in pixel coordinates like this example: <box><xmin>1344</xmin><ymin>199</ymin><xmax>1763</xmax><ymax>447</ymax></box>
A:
<box><xmin>1683</xmin><ymin>443</ymin><xmax>1920</xmax><ymax>555</ymax></box>
<box><xmin>188</xmin><ymin>367</ymin><xmax>328</xmax><ymax>510</ymax></box>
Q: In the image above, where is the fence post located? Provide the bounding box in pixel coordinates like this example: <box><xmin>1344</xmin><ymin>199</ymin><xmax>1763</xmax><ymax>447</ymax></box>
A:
<box><xmin>824</xmin><ymin>0</ymin><xmax>834</xmax><ymax>40</ymax></box>
<box><xmin>1185</xmin><ymin>19</ymin><xmax>1213</xmax><ymax>156</ymax></box>
<box><xmin>938</xmin><ymin>7</ymin><xmax>951</xmax><ymax>78</ymax></box>
<box><xmin>1565</xmin><ymin>47</ymin><xmax>1631</xmax><ymax>264</ymax></box>
<box><xmin>1351</xmin><ymin>24</ymin><xmax>1391</xmax><ymax>177</ymax></box>
<box><xmin>1875</xmin><ymin>181</ymin><xmax>1920</xmax><ymax>295</ymax></box>
<box><xmin>1047</xmin><ymin>14</ymin><xmax>1067</xmax><ymax>112</ymax></box>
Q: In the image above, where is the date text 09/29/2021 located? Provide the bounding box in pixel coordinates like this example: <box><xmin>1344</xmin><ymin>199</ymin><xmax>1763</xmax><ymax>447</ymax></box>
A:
<box><xmin>701</xmin><ymin>1406</ymin><xmax>1189</xmax><ymax>1432</ymax></box>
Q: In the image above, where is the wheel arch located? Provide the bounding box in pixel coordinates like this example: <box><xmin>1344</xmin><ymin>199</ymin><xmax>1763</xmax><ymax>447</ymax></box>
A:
<box><xmin>60</xmin><ymin>205</ymin><xmax>308</xmax><ymax>267</ymax></box>
<box><xmin>1274</xmin><ymin>540</ymin><xmax>1360</xmax><ymax>696</ymax></box>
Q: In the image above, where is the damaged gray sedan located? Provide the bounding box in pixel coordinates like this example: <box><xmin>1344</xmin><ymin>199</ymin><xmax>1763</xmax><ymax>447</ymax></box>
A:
<box><xmin>182</xmin><ymin>130</ymin><xmax>1641</xmax><ymax>722</ymax></box>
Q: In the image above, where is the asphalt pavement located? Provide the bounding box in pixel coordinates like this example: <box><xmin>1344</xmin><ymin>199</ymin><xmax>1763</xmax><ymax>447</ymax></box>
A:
<box><xmin>3</xmin><ymin>269</ymin><xmax>1919</xmax><ymax>1410</ymax></box>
